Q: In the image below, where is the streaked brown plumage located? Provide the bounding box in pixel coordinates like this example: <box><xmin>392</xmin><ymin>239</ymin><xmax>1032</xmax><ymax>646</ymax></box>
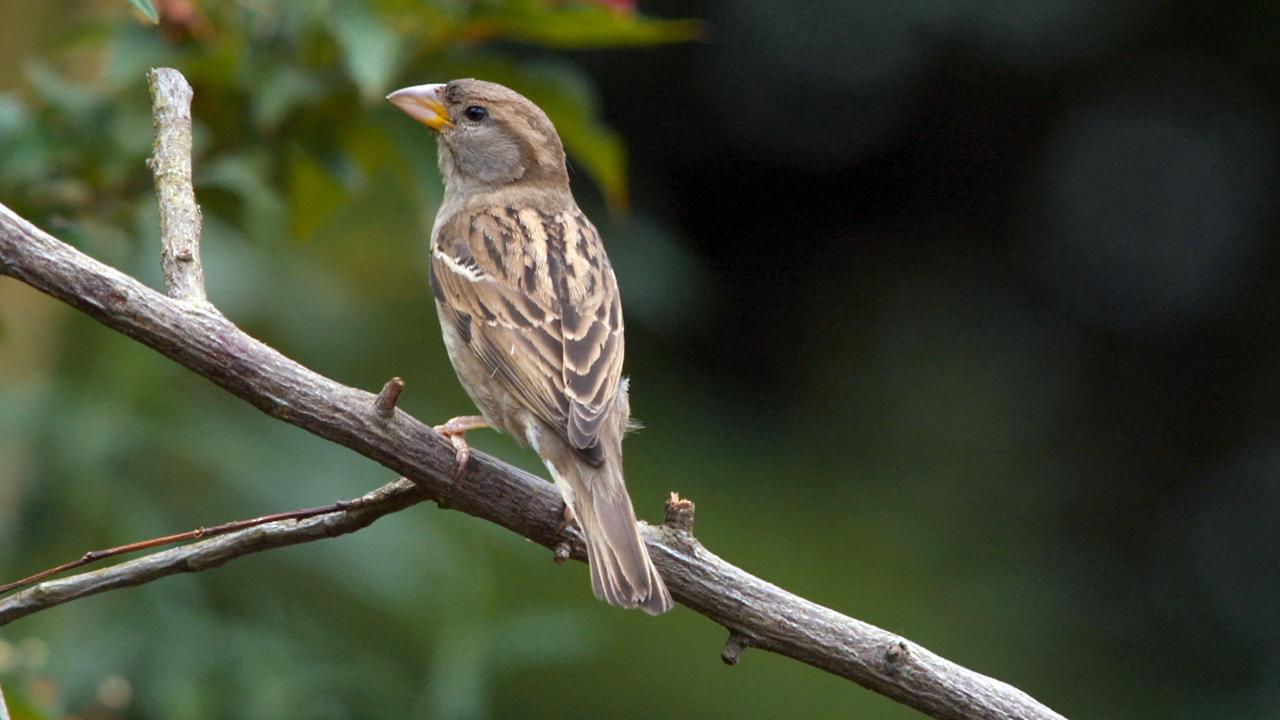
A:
<box><xmin>388</xmin><ymin>79</ymin><xmax>672</xmax><ymax>615</ymax></box>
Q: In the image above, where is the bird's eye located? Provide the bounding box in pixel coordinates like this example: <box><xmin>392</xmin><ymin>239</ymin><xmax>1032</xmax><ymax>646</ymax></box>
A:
<box><xmin>464</xmin><ymin>106</ymin><xmax>488</xmax><ymax>122</ymax></box>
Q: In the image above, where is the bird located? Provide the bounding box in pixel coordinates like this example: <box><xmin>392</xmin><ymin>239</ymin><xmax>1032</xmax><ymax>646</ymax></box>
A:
<box><xmin>387</xmin><ymin>79</ymin><xmax>673</xmax><ymax>615</ymax></box>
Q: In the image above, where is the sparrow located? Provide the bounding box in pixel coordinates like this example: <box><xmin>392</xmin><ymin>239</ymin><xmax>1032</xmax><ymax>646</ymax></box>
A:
<box><xmin>387</xmin><ymin>79</ymin><xmax>672</xmax><ymax>615</ymax></box>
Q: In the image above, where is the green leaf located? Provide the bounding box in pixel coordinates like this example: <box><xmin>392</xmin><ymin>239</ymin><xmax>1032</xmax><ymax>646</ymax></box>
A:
<box><xmin>253</xmin><ymin>66</ymin><xmax>326</xmax><ymax>129</ymax></box>
<box><xmin>128</xmin><ymin>0</ymin><xmax>160</xmax><ymax>24</ymax></box>
<box><xmin>105</xmin><ymin>23</ymin><xmax>175</xmax><ymax>89</ymax></box>
<box><xmin>329</xmin><ymin>6</ymin><xmax>404</xmax><ymax>102</ymax></box>
<box><xmin>24</xmin><ymin>61</ymin><xmax>100</xmax><ymax>116</ymax></box>
<box><xmin>538</xmin><ymin>79</ymin><xmax>629</xmax><ymax>211</ymax></box>
<box><xmin>198</xmin><ymin>152</ymin><xmax>287</xmax><ymax>246</ymax></box>
<box><xmin>465</xmin><ymin>2</ymin><xmax>704</xmax><ymax>49</ymax></box>
<box><xmin>0</xmin><ymin>93</ymin><xmax>29</xmax><ymax>139</ymax></box>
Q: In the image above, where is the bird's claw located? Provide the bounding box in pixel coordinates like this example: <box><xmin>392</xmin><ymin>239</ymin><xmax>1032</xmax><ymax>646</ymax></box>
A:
<box><xmin>446</xmin><ymin>432</ymin><xmax>471</xmax><ymax>481</ymax></box>
<box><xmin>432</xmin><ymin>415</ymin><xmax>488</xmax><ymax>481</ymax></box>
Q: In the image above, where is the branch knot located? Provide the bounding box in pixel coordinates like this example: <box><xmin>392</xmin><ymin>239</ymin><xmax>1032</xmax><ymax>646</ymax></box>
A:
<box><xmin>721</xmin><ymin>630</ymin><xmax>753</xmax><ymax>666</ymax></box>
<box><xmin>374</xmin><ymin>377</ymin><xmax>405</xmax><ymax>416</ymax></box>
<box><xmin>664</xmin><ymin>491</ymin><xmax>695</xmax><ymax>533</ymax></box>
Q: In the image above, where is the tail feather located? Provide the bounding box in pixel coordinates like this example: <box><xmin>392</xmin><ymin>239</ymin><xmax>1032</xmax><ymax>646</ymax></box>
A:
<box><xmin>569</xmin><ymin>459</ymin><xmax>672</xmax><ymax>615</ymax></box>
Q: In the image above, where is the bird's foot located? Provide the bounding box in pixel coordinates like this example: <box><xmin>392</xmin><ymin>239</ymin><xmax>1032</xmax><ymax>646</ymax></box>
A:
<box><xmin>432</xmin><ymin>415</ymin><xmax>489</xmax><ymax>480</ymax></box>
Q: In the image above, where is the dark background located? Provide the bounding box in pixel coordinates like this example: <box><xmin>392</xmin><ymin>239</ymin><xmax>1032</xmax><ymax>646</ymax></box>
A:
<box><xmin>2</xmin><ymin>1</ymin><xmax>1278</xmax><ymax>718</ymax></box>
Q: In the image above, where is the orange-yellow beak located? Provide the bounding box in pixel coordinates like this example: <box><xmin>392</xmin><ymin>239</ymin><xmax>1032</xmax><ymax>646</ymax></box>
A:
<box><xmin>386</xmin><ymin>83</ymin><xmax>451</xmax><ymax>132</ymax></box>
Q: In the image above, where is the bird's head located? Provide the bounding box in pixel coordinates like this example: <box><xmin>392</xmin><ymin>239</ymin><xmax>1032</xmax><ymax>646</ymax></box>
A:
<box><xmin>387</xmin><ymin>79</ymin><xmax>569</xmax><ymax>195</ymax></box>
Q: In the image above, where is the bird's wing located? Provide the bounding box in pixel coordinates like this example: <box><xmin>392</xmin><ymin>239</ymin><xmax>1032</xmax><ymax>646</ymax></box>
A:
<box><xmin>430</xmin><ymin>206</ymin><xmax>624</xmax><ymax>465</ymax></box>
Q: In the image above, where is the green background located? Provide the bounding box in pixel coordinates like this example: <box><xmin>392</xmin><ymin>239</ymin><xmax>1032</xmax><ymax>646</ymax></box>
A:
<box><xmin>2</xmin><ymin>1</ymin><xmax>1279</xmax><ymax>718</ymax></box>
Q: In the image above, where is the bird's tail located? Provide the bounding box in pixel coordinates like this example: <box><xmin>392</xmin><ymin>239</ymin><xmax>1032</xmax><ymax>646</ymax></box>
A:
<box><xmin>563</xmin><ymin>456</ymin><xmax>672</xmax><ymax>615</ymax></box>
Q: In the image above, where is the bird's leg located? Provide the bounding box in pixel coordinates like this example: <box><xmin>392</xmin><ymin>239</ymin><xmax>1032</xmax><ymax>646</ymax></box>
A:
<box><xmin>432</xmin><ymin>415</ymin><xmax>489</xmax><ymax>480</ymax></box>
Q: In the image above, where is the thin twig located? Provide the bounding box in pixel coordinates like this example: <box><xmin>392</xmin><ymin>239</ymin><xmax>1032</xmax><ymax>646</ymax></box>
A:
<box><xmin>375</xmin><ymin>376</ymin><xmax>405</xmax><ymax>416</ymax></box>
<box><xmin>0</xmin><ymin>494</ymin><xmax>403</xmax><ymax>596</ymax></box>
<box><xmin>0</xmin><ymin>680</ymin><xmax>10</xmax><ymax>720</ymax></box>
<box><xmin>0</xmin><ymin>479</ymin><xmax>425</xmax><ymax>626</ymax></box>
<box><xmin>147</xmin><ymin>67</ymin><xmax>206</xmax><ymax>301</ymax></box>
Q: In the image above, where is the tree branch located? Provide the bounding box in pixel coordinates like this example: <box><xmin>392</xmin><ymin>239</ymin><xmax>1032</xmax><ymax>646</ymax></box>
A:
<box><xmin>0</xmin><ymin>479</ymin><xmax>425</xmax><ymax>625</ymax></box>
<box><xmin>0</xmin><ymin>67</ymin><xmax>1065</xmax><ymax>720</ymax></box>
<box><xmin>0</xmin><ymin>680</ymin><xmax>10</xmax><ymax>720</ymax></box>
<box><xmin>0</xmin><ymin>478</ymin><xmax>426</xmax><ymax>597</ymax></box>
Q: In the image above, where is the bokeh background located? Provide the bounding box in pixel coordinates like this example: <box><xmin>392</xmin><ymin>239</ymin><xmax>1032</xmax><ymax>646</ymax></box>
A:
<box><xmin>2</xmin><ymin>1</ymin><xmax>1279</xmax><ymax>718</ymax></box>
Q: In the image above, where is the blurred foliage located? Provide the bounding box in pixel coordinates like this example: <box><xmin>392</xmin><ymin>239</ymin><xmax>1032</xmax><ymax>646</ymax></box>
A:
<box><xmin>128</xmin><ymin>0</ymin><xmax>160</xmax><ymax>25</ymax></box>
<box><xmin>4</xmin><ymin>1</ymin><xmax>1280</xmax><ymax>719</ymax></box>
<box><xmin>0</xmin><ymin>0</ymin><xmax>700</xmax><ymax>229</ymax></box>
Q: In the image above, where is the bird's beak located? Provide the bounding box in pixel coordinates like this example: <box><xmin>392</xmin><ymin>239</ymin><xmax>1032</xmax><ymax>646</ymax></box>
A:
<box><xmin>386</xmin><ymin>83</ymin><xmax>451</xmax><ymax>132</ymax></box>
